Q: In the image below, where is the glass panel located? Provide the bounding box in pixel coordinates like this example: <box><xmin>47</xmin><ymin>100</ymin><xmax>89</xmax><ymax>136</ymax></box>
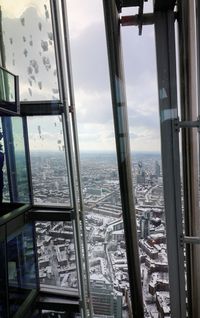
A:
<box><xmin>28</xmin><ymin>116</ymin><xmax>70</xmax><ymax>206</ymax></box>
<box><xmin>1</xmin><ymin>0</ymin><xmax>59</xmax><ymax>102</ymax></box>
<box><xmin>0</xmin><ymin>238</ymin><xmax>7</xmax><ymax>317</ymax></box>
<box><xmin>7</xmin><ymin>223</ymin><xmax>37</xmax><ymax>317</ymax></box>
<box><xmin>11</xmin><ymin>117</ymin><xmax>29</xmax><ymax>202</ymax></box>
<box><xmin>36</xmin><ymin>221</ymin><xmax>78</xmax><ymax>292</ymax></box>
<box><xmin>68</xmin><ymin>0</ymin><xmax>131</xmax><ymax>315</ymax></box>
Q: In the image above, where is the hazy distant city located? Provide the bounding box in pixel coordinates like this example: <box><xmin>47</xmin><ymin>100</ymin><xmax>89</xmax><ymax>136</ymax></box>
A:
<box><xmin>28</xmin><ymin>151</ymin><xmax>170</xmax><ymax>318</ymax></box>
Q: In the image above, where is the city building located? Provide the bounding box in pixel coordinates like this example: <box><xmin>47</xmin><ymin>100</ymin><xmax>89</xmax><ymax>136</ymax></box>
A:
<box><xmin>90</xmin><ymin>280</ymin><xmax>122</xmax><ymax>318</ymax></box>
<box><xmin>0</xmin><ymin>0</ymin><xmax>200</xmax><ymax>318</ymax></box>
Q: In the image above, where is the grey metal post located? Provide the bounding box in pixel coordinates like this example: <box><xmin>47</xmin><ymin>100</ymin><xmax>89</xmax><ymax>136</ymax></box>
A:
<box><xmin>103</xmin><ymin>1</ymin><xmax>144</xmax><ymax>317</ymax></box>
<box><xmin>50</xmin><ymin>1</ymin><xmax>88</xmax><ymax>316</ymax></box>
<box><xmin>154</xmin><ymin>11</ymin><xmax>186</xmax><ymax>318</ymax></box>
<box><xmin>60</xmin><ymin>0</ymin><xmax>93</xmax><ymax>316</ymax></box>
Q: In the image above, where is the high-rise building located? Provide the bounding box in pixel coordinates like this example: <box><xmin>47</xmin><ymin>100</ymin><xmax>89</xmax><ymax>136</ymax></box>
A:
<box><xmin>155</xmin><ymin>161</ymin><xmax>161</xmax><ymax>178</ymax></box>
<box><xmin>90</xmin><ymin>280</ymin><xmax>122</xmax><ymax>318</ymax></box>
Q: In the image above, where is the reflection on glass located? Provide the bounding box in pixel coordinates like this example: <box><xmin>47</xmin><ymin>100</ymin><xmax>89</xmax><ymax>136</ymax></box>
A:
<box><xmin>7</xmin><ymin>223</ymin><xmax>37</xmax><ymax>317</ymax></box>
<box><xmin>0</xmin><ymin>67</ymin><xmax>15</xmax><ymax>103</ymax></box>
<box><xmin>28</xmin><ymin>116</ymin><xmax>70</xmax><ymax>206</ymax></box>
<box><xmin>11</xmin><ymin>117</ymin><xmax>29</xmax><ymax>202</ymax></box>
<box><xmin>0</xmin><ymin>239</ymin><xmax>7</xmax><ymax>317</ymax></box>
<box><xmin>1</xmin><ymin>0</ymin><xmax>59</xmax><ymax>101</ymax></box>
<box><xmin>41</xmin><ymin>311</ymin><xmax>80</xmax><ymax>318</ymax></box>
<box><xmin>36</xmin><ymin>221</ymin><xmax>78</xmax><ymax>291</ymax></box>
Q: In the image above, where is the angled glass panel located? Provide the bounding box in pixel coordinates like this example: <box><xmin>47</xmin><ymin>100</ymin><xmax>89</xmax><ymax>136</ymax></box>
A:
<box><xmin>1</xmin><ymin>0</ymin><xmax>59</xmax><ymax>102</ymax></box>
<box><xmin>7</xmin><ymin>223</ymin><xmax>37</xmax><ymax>317</ymax></box>
<box><xmin>27</xmin><ymin>115</ymin><xmax>71</xmax><ymax>206</ymax></box>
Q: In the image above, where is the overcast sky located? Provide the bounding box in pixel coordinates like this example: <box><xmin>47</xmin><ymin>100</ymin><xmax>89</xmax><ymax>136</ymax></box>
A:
<box><xmin>1</xmin><ymin>0</ymin><xmax>161</xmax><ymax>153</ymax></box>
<box><xmin>68</xmin><ymin>0</ymin><xmax>161</xmax><ymax>153</ymax></box>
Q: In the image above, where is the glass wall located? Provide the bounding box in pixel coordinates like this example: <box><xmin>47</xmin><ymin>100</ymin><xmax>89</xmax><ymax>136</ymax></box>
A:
<box><xmin>0</xmin><ymin>0</ymin><xmax>59</xmax><ymax>101</ymax></box>
<box><xmin>7</xmin><ymin>223</ymin><xmax>37</xmax><ymax>317</ymax></box>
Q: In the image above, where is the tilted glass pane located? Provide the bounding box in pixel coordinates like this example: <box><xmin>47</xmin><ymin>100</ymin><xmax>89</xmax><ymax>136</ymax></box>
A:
<box><xmin>1</xmin><ymin>0</ymin><xmax>59</xmax><ymax>102</ymax></box>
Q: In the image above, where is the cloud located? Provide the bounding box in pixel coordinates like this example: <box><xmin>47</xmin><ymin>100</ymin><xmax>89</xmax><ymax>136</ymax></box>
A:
<box><xmin>70</xmin><ymin>23</ymin><xmax>110</xmax><ymax>92</ymax></box>
<box><xmin>67</xmin><ymin>0</ymin><xmax>104</xmax><ymax>38</ymax></box>
<box><xmin>1</xmin><ymin>0</ymin><xmax>46</xmax><ymax>18</ymax></box>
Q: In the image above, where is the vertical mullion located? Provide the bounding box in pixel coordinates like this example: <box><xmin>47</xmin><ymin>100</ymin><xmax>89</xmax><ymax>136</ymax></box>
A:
<box><xmin>154</xmin><ymin>11</ymin><xmax>186</xmax><ymax>318</ymax></box>
<box><xmin>60</xmin><ymin>1</ymin><xmax>93</xmax><ymax>316</ymax></box>
<box><xmin>50</xmin><ymin>1</ymin><xmax>88</xmax><ymax>316</ymax></box>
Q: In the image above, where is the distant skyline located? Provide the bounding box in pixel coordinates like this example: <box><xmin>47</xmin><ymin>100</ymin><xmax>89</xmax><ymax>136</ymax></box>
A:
<box><xmin>2</xmin><ymin>0</ymin><xmax>161</xmax><ymax>153</ymax></box>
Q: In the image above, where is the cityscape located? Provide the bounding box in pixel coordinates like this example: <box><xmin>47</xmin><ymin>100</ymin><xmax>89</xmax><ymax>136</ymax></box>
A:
<box><xmin>29</xmin><ymin>151</ymin><xmax>170</xmax><ymax>318</ymax></box>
